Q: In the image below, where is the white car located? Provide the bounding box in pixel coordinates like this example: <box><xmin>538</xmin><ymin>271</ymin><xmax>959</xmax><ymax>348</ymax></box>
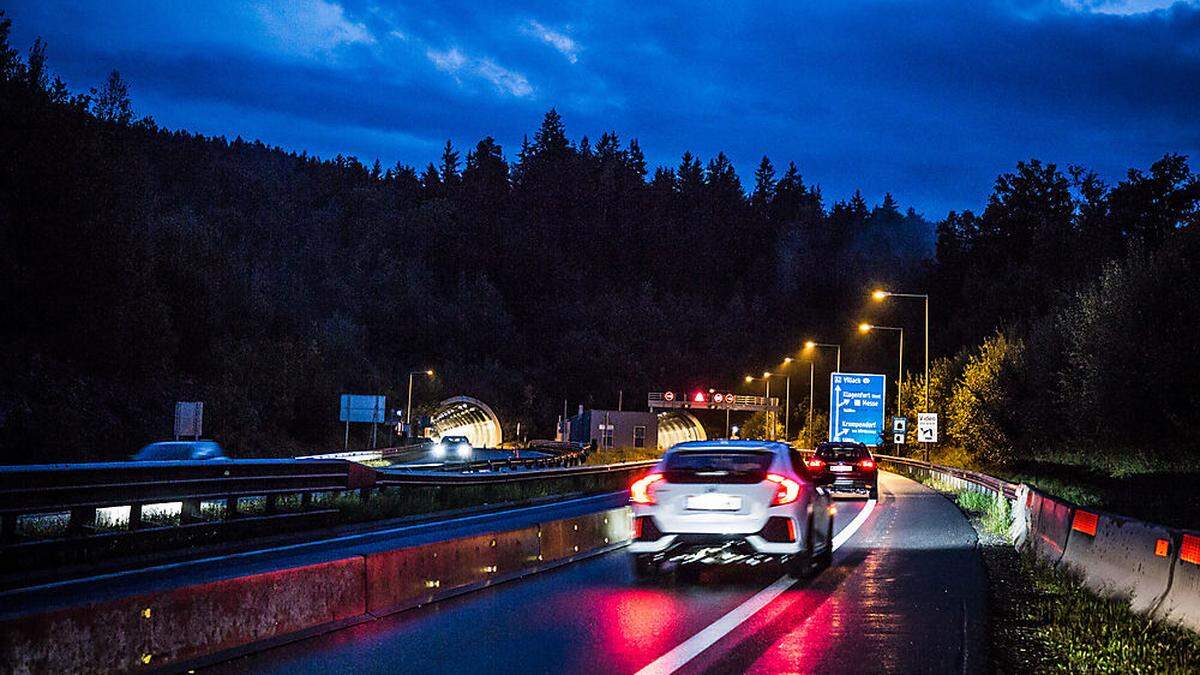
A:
<box><xmin>432</xmin><ymin>435</ymin><xmax>472</xmax><ymax>459</ymax></box>
<box><xmin>628</xmin><ymin>440</ymin><xmax>834</xmax><ymax>579</ymax></box>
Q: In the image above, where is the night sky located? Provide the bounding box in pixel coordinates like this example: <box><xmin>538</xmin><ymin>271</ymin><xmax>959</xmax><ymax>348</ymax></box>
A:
<box><xmin>6</xmin><ymin>0</ymin><xmax>1199</xmax><ymax>216</ymax></box>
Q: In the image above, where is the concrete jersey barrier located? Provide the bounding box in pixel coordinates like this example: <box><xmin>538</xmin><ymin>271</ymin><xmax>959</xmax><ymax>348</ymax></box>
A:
<box><xmin>0</xmin><ymin>504</ymin><xmax>634</xmax><ymax>673</ymax></box>
<box><xmin>1058</xmin><ymin>507</ymin><xmax>1176</xmax><ymax>614</ymax></box>
<box><xmin>1155</xmin><ymin>531</ymin><xmax>1200</xmax><ymax>632</ymax></box>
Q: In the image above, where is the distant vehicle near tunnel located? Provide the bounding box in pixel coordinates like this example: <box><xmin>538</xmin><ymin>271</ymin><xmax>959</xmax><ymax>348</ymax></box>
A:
<box><xmin>430</xmin><ymin>396</ymin><xmax>503</xmax><ymax>448</ymax></box>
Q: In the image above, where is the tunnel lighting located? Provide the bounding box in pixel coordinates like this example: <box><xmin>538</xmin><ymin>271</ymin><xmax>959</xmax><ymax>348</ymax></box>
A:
<box><xmin>872</xmin><ymin>290</ymin><xmax>889</xmax><ymax>301</ymax></box>
<box><xmin>630</xmin><ymin>473</ymin><xmax>664</xmax><ymax>504</ymax></box>
<box><xmin>766</xmin><ymin>473</ymin><xmax>800</xmax><ymax>505</ymax></box>
<box><xmin>858</xmin><ymin>323</ymin><xmax>873</xmax><ymax>333</ymax></box>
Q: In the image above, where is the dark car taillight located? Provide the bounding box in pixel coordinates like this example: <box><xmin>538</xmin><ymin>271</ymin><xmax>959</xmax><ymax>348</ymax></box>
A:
<box><xmin>634</xmin><ymin>516</ymin><xmax>663</xmax><ymax>541</ymax></box>
<box><xmin>758</xmin><ymin>516</ymin><xmax>797</xmax><ymax>543</ymax></box>
<box><xmin>858</xmin><ymin>458</ymin><xmax>876</xmax><ymax>471</ymax></box>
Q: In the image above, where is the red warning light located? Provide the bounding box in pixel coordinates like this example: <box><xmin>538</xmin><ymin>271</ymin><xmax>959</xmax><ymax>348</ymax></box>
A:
<box><xmin>693</xmin><ymin>391</ymin><xmax>706</xmax><ymax>403</ymax></box>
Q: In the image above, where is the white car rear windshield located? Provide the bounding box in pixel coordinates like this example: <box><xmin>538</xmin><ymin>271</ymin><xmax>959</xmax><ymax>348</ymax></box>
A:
<box><xmin>664</xmin><ymin>451</ymin><xmax>772</xmax><ymax>483</ymax></box>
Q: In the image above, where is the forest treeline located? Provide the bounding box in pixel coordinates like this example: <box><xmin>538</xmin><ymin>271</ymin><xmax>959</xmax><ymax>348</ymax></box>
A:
<box><xmin>0</xmin><ymin>13</ymin><xmax>1197</xmax><ymax>465</ymax></box>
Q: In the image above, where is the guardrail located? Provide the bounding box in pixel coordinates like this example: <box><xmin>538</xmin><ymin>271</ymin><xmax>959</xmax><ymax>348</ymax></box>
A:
<box><xmin>388</xmin><ymin>441</ymin><xmax>591</xmax><ymax>473</ymax></box>
<box><xmin>873</xmin><ymin>452</ymin><xmax>1200</xmax><ymax>635</ymax></box>
<box><xmin>0</xmin><ymin>453</ymin><xmax>653</xmax><ymax>577</ymax></box>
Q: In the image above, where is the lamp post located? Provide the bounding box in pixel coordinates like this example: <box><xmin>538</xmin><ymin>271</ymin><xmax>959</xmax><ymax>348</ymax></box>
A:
<box><xmin>406</xmin><ymin>369</ymin><xmax>435</xmax><ymax>436</ymax></box>
<box><xmin>745</xmin><ymin>372</ymin><xmax>785</xmax><ymax>440</ymax></box>
<box><xmin>872</xmin><ymin>290</ymin><xmax>929</xmax><ymax>414</ymax></box>
<box><xmin>858</xmin><ymin>323</ymin><xmax>904</xmax><ymax>418</ymax></box>
<box><xmin>803</xmin><ymin>340</ymin><xmax>841</xmax><ymax>372</ymax></box>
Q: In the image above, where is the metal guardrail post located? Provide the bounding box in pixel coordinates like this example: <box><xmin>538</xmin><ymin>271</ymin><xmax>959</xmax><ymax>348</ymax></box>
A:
<box><xmin>68</xmin><ymin>507</ymin><xmax>96</xmax><ymax>535</ymax></box>
<box><xmin>128</xmin><ymin>503</ymin><xmax>144</xmax><ymax>531</ymax></box>
<box><xmin>180</xmin><ymin>498</ymin><xmax>202</xmax><ymax>524</ymax></box>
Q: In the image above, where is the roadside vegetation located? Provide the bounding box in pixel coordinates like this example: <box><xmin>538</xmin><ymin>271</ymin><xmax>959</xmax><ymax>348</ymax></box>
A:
<box><xmin>582</xmin><ymin>446</ymin><xmax>663</xmax><ymax>466</ymax></box>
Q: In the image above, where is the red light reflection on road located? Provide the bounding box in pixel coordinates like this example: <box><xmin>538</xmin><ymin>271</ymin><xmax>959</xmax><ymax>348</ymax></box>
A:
<box><xmin>577</xmin><ymin>587</ymin><xmax>695</xmax><ymax>671</ymax></box>
<box><xmin>747</xmin><ymin>593</ymin><xmax>845</xmax><ymax>674</ymax></box>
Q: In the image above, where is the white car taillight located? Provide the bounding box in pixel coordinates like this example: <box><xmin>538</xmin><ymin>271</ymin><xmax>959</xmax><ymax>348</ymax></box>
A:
<box><xmin>766</xmin><ymin>473</ymin><xmax>800</xmax><ymax>505</ymax></box>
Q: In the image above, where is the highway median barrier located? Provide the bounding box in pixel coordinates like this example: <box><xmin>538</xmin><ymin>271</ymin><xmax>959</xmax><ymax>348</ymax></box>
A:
<box><xmin>0</xmin><ymin>501</ymin><xmax>635</xmax><ymax>673</ymax></box>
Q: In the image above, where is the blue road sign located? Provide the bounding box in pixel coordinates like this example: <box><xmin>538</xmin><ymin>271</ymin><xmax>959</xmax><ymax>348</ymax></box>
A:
<box><xmin>340</xmin><ymin>394</ymin><xmax>387</xmax><ymax>423</ymax></box>
<box><xmin>829</xmin><ymin>373</ymin><xmax>887</xmax><ymax>445</ymax></box>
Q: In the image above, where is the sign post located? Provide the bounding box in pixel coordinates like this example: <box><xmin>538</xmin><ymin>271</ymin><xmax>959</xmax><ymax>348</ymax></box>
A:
<box><xmin>828</xmin><ymin>373</ymin><xmax>886</xmax><ymax>446</ymax></box>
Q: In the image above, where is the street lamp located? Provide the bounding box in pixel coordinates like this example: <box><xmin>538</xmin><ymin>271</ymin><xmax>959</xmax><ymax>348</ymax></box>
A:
<box><xmin>405</xmin><ymin>369</ymin><xmax>435</xmax><ymax>435</ymax></box>
<box><xmin>803</xmin><ymin>340</ymin><xmax>842</xmax><ymax>372</ymax></box>
<box><xmin>872</xmin><ymin>289</ymin><xmax>930</xmax><ymax>415</ymax></box>
<box><xmin>858</xmin><ymin>324</ymin><xmax>904</xmax><ymax>418</ymax></box>
<box><xmin>745</xmin><ymin>372</ymin><xmax>785</xmax><ymax>441</ymax></box>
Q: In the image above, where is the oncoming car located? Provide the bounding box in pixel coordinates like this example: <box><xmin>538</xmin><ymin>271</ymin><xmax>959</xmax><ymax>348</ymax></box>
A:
<box><xmin>805</xmin><ymin>441</ymin><xmax>878</xmax><ymax>499</ymax></box>
<box><xmin>432</xmin><ymin>435</ymin><xmax>472</xmax><ymax>459</ymax></box>
<box><xmin>628</xmin><ymin>440</ymin><xmax>834</xmax><ymax>579</ymax></box>
<box><xmin>132</xmin><ymin>440</ymin><xmax>227</xmax><ymax>461</ymax></box>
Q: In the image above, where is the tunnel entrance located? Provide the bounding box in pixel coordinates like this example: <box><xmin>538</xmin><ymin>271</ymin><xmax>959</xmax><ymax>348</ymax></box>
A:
<box><xmin>431</xmin><ymin>396</ymin><xmax>503</xmax><ymax>448</ymax></box>
<box><xmin>656</xmin><ymin>411</ymin><xmax>707</xmax><ymax>449</ymax></box>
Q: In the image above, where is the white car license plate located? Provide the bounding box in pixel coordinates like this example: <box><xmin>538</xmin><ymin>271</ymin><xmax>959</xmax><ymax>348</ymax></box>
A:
<box><xmin>830</xmin><ymin>465</ymin><xmax>853</xmax><ymax>472</ymax></box>
<box><xmin>686</xmin><ymin>494</ymin><xmax>742</xmax><ymax>511</ymax></box>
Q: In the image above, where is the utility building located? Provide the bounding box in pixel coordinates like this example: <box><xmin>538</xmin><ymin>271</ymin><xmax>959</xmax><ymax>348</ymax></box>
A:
<box><xmin>568</xmin><ymin>409</ymin><xmax>658</xmax><ymax>449</ymax></box>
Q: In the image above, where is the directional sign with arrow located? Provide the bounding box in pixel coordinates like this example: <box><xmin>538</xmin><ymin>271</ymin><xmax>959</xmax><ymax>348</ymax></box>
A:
<box><xmin>829</xmin><ymin>372</ymin><xmax>887</xmax><ymax>445</ymax></box>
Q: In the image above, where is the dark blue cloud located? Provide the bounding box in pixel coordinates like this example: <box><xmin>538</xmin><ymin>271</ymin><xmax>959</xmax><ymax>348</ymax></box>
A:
<box><xmin>5</xmin><ymin>0</ymin><xmax>1199</xmax><ymax>215</ymax></box>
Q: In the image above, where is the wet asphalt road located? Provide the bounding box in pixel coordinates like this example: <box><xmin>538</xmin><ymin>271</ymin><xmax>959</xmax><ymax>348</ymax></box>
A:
<box><xmin>212</xmin><ymin>472</ymin><xmax>986</xmax><ymax>674</ymax></box>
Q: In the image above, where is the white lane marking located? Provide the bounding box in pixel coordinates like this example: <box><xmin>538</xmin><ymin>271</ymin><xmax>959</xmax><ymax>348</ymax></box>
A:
<box><xmin>1</xmin><ymin>493</ymin><xmax>621</xmax><ymax>598</ymax></box>
<box><xmin>635</xmin><ymin>498</ymin><xmax>877</xmax><ymax>675</ymax></box>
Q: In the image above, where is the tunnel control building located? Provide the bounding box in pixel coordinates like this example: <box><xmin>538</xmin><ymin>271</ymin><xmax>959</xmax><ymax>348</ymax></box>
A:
<box><xmin>567</xmin><ymin>409</ymin><xmax>706</xmax><ymax>450</ymax></box>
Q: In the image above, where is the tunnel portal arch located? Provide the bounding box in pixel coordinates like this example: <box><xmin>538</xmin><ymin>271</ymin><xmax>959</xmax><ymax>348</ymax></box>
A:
<box><xmin>431</xmin><ymin>396</ymin><xmax>503</xmax><ymax>448</ymax></box>
<box><xmin>657</xmin><ymin>411</ymin><xmax>707</xmax><ymax>449</ymax></box>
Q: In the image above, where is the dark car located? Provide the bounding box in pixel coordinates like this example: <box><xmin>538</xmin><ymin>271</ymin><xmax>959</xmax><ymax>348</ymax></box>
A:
<box><xmin>806</xmin><ymin>442</ymin><xmax>877</xmax><ymax>499</ymax></box>
<box><xmin>132</xmin><ymin>440</ymin><xmax>227</xmax><ymax>461</ymax></box>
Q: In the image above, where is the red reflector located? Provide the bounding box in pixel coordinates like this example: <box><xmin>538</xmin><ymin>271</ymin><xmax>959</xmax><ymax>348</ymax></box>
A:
<box><xmin>1071</xmin><ymin>510</ymin><xmax>1098</xmax><ymax>536</ymax></box>
<box><xmin>1155</xmin><ymin>538</ymin><xmax>1171</xmax><ymax>558</ymax></box>
<box><xmin>785</xmin><ymin>519</ymin><xmax>797</xmax><ymax>542</ymax></box>
<box><xmin>1182</xmin><ymin>534</ymin><xmax>1200</xmax><ymax>565</ymax></box>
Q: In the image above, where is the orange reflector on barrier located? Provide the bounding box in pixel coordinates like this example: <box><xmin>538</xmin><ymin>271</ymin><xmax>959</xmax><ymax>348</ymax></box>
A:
<box><xmin>1071</xmin><ymin>510</ymin><xmax>1098</xmax><ymax>537</ymax></box>
<box><xmin>1182</xmin><ymin>534</ymin><xmax>1200</xmax><ymax>565</ymax></box>
<box><xmin>1155</xmin><ymin>539</ymin><xmax>1171</xmax><ymax>558</ymax></box>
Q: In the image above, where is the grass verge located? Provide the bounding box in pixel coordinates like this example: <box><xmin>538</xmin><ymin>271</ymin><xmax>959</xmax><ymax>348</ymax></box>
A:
<box><xmin>912</xmin><ymin>469</ymin><xmax>1200</xmax><ymax>672</ymax></box>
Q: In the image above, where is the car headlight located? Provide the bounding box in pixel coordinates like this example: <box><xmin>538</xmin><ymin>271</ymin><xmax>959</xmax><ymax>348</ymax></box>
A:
<box><xmin>432</xmin><ymin>443</ymin><xmax>446</xmax><ymax>458</ymax></box>
<box><xmin>456</xmin><ymin>443</ymin><xmax>471</xmax><ymax>458</ymax></box>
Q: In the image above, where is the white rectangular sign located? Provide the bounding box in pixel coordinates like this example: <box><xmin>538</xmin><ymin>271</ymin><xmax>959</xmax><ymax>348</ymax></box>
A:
<box><xmin>917</xmin><ymin>413</ymin><xmax>938</xmax><ymax>443</ymax></box>
<box><xmin>174</xmin><ymin>402</ymin><xmax>203</xmax><ymax>438</ymax></box>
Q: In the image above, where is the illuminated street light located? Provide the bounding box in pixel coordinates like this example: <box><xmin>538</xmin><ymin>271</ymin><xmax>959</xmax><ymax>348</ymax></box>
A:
<box><xmin>746</xmin><ymin>373</ymin><xmax>784</xmax><ymax>441</ymax></box>
<box><xmin>871</xmin><ymin>289</ymin><xmax>930</xmax><ymax>414</ymax></box>
<box><xmin>406</xmin><ymin>368</ymin><xmax>435</xmax><ymax>433</ymax></box>
<box><xmin>803</xmin><ymin>340</ymin><xmax>842</xmax><ymax>372</ymax></box>
<box><xmin>857</xmin><ymin>323</ymin><xmax>904</xmax><ymax>418</ymax></box>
